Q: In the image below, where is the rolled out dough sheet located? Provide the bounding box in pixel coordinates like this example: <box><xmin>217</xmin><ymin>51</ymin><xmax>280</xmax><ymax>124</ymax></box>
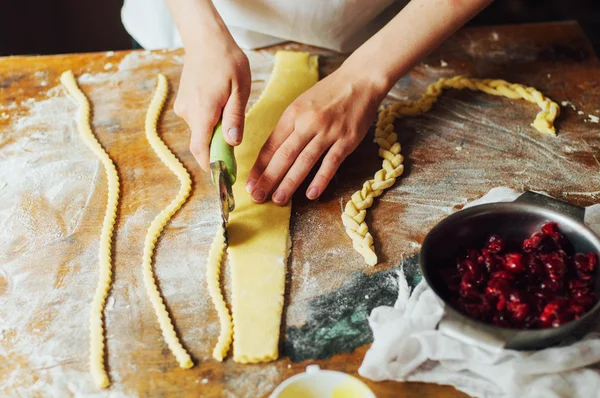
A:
<box><xmin>227</xmin><ymin>51</ymin><xmax>319</xmax><ymax>363</ymax></box>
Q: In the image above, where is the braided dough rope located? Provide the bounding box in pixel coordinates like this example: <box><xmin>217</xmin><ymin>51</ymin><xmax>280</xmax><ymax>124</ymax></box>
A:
<box><xmin>60</xmin><ymin>70</ymin><xmax>119</xmax><ymax>388</ymax></box>
<box><xmin>142</xmin><ymin>74</ymin><xmax>193</xmax><ymax>368</ymax></box>
<box><xmin>343</xmin><ymin>76</ymin><xmax>560</xmax><ymax>266</ymax></box>
<box><xmin>206</xmin><ymin>224</ymin><xmax>233</xmax><ymax>361</ymax></box>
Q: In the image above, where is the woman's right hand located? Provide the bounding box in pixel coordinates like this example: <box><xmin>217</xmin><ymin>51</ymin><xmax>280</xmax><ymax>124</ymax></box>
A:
<box><xmin>168</xmin><ymin>0</ymin><xmax>251</xmax><ymax>171</ymax></box>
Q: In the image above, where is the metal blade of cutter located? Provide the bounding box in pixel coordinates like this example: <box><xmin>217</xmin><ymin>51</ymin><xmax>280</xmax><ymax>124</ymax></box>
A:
<box><xmin>210</xmin><ymin>160</ymin><xmax>235</xmax><ymax>229</ymax></box>
<box><xmin>209</xmin><ymin>119</ymin><xmax>237</xmax><ymax>238</ymax></box>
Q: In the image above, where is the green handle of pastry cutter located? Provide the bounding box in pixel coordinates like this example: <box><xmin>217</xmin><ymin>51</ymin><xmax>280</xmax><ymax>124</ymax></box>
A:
<box><xmin>209</xmin><ymin>120</ymin><xmax>237</xmax><ymax>185</ymax></box>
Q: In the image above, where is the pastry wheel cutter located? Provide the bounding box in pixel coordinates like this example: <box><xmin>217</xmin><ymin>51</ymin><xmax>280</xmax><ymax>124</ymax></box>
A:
<box><xmin>209</xmin><ymin>120</ymin><xmax>237</xmax><ymax>235</ymax></box>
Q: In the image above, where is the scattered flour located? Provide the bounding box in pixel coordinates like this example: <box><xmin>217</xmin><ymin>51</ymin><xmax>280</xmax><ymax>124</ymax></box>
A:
<box><xmin>78</xmin><ymin>72</ymin><xmax>112</xmax><ymax>84</ymax></box>
<box><xmin>292</xmin><ymin>262</ymin><xmax>318</xmax><ymax>303</ymax></box>
<box><xmin>104</xmin><ymin>63</ymin><xmax>114</xmax><ymax>70</ymax></box>
<box><xmin>4</xmin><ymin>47</ymin><xmax>598</xmax><ymax>397</ymax></box>
<box><xmin>106</xmin><ymin>296</ymin><xmax>115</xmax><ymax>311</ymax></box>
<box><xmin>118</xmin><ymin>51</ymin><xmax>166</xmax><ymax>72</ymax></box>
<box><xmin>560</xmin><ymin>100</ymin><xmax>577</xmax><ymax>111</ymax></box>
<box><xmin>440</xmin><ymin>60</ymin><xmax>448</xmax><ymax>67</ymax></box>
<box><xmin>587</xmin><ymin>114</ymin><xmax>600</xmax><ymax>124</ymax></box>
<box><xmin>0</xmin><ymin>53</ymin><xmax>224</xmax><ymax>396</ymax></box>
<box><xmin>0</xmin><ymin>85</ymin><xmax>102</xmax><ymax>396</ymax></box>
<box><xmin>223</xmin><ymin>364</ymin><xmax>280</xmax><ymax>398</ymax></box>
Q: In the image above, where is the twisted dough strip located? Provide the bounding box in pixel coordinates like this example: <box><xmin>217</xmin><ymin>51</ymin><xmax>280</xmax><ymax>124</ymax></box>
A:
<box><xmin>343</xmin><ymin>76</ymin><xmax>560</xmax><ymax>266</ymax></box>
<box><xmin>60</xmin><ymin>70</ymin><xmax>120</xmax><ymax>388</ymax></box>
<box><xmin>142</xmin><ymin>74</ymin><xmax>193</xmax><ymax>368</ymax></box>
<box><xmin>206</xmin><ymin>224</ymin><xmax>233</xmax><ymax>361</ymax></box>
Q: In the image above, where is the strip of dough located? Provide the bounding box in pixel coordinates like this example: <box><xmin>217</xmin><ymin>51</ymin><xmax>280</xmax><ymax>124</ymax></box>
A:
<box><xmin>142</xmin><ymin>74</ymin><xmax>193</xmax><ymax>368</ymax></box>
<box><xmin>223</xmin><ymin>51</ymin><xmax>319</xmax><ymax>363</ymax></box>
<box><xmin>206</xmin><ymin>224</ymin><xmax>232</xmax><ymax>361</ymax></box>
<box><xmin>343</xmin><ymin>76</ymin><xmax>560</xmax><ymax>266</ymax></box>
<box><xmin>60</xmin><ymin>70</ymin><xmax>120</xmax><ymax>388</ymax></box>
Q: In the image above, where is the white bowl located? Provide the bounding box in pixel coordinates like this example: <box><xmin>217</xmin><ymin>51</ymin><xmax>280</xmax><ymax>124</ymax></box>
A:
<box><xmin>269</xmin><ymin>365</ymin><xmax>376</xmax><ymax>398</ymax></box>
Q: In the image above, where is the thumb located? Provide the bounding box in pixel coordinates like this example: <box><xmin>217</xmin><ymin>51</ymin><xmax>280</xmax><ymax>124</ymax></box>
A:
<box><xmin>222</xmin><ymin>91</ymin><xmax>246</xmax><ymax>146</ymax></box>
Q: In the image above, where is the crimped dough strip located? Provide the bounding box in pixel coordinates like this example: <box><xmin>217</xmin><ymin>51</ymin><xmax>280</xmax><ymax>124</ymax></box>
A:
<box><xmin>206</xmin><ymin>224</ymin><xmax>233</xmax><ymax>361</ymax></box>
<box><xmin>142</xmin><ymin>74</ymin><xmax>193</xmax><ymax>368</ymax></box>
<box><xmin>60</xmin><ymin>70</ymin><xmax>120</xmax><ymax>388</ymax></box>
<box><xmin>343</xmin><ymin>76</ymin><xmax>560</xmax><ymax>266</ymax></box>
<box><xmin>227</xmin><ymin>51</ymin><xmax>319</xmax><ymax>363</ymax></box>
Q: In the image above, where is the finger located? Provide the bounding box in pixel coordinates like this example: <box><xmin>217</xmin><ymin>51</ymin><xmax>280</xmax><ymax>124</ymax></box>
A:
<box><xmin>306</xmin><ymin>141</ymin><xmax>349</xmax><ymax>200</ymax></box>
<box><xmin>245</xmin><ymin>117</ymin><xmax>294</xmax><ymax>193</ymax></box>
<box><xmin>222</xmin><ymin>85</ymin><xmax>248</xmax><ymax>146</ymax></box>
<box><xmin>271</xmin><ymin>138</ymin><xmax>329</xmax><ymax>206</ymax></box>
<box><xmin>250</xmin><ymin>132</ymin><xmax>314</xmax><ymax>204</ymax></box>
<box><xmin>188</xmin><ymin>106</ymin><xmax>221</xmax><ymax>171</ymax></box>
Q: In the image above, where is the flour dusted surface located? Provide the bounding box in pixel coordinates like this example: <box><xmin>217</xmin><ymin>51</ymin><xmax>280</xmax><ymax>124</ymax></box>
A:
<box><xmin>3</xmin><ymin>41</ymin><xmax>600</xmax><ymax>396</ymax></box>
<box><xmin>0</xmin><ymin>50</ymin><xmax>284</xmax><ymax>396</ymax></box>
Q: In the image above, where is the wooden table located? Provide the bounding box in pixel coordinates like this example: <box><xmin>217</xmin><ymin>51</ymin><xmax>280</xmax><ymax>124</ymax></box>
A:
<box><xmin>1</xmin><ymin>21</ymin><xmax>599</xmax><ymax>397</ymax></box>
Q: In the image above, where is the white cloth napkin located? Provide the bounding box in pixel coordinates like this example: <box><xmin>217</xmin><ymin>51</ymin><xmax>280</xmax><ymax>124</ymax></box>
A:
<box><xmin>359</xmin><ymin>187</ymin><xmax>600</xmax><ymax>398</ymax></box>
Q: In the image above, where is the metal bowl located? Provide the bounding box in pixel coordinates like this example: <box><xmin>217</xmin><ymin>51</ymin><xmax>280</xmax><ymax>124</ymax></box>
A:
<box><xmin>420</xmin><ymin>191</ymin><xmax>600</xmax><ymax>350</ymax></box>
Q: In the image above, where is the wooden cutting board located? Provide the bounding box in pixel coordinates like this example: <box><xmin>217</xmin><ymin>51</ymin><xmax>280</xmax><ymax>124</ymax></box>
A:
<box><xmin>1</xmin><ymin>21</ymin><xmax>600</xmax><ymax>397</ymax></box>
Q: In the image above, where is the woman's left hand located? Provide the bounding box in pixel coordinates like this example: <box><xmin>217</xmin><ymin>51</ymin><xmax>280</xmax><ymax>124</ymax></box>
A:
<box><xmin>245</xmin><ymin>66</ymin><xmax>390</xmax><ymax>206</ymax></box>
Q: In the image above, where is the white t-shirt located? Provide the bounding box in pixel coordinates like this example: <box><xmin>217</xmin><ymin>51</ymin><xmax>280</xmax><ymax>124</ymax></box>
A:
<box><xmin>121</xmin><ymin>0</ymin><xmax>407</xmax><ymax>52</ymax></box>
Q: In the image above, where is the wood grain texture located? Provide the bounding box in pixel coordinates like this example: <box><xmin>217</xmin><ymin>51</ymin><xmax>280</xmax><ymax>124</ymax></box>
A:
<box><xmin>1</xmin><ymin>22</ymin><xmax>599</xmax><ymax>397</ymax></box>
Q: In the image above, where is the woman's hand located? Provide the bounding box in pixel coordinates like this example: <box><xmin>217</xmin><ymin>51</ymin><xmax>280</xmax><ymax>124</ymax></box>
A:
<box><xmin>167</xmin><ymin>0</ymin><xmax>250</xmax><ymax>171</ymax></box>
<box><xmin>246</xmin><ymin>66</ymin><xmax>390</xmax><ymax>205</ymax></box>
<box><xmin>244</xmin><ymin>0</ymin><xmax>492</xmax><ymax>206</ymax></box>
<box><xmin>174</xmin><ymin>44</ymin><xmax>250</xmax><ymax>170</ymax></box>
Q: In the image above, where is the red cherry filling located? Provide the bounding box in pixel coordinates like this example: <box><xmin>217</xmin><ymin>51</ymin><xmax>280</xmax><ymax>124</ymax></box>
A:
<box><xmin>447</xmin><ymin>222</ymin><xmax>598</xmax><ymax>329</ymax></box>
<box><xmin>504</xmin><ymin>253</ymin><xmax>525</xmax><ymax>273</ymax></box>
<box><xmin>487</xmin><ymin>235</ymin><xmax>506</xmax><ymax>253</ymax></box>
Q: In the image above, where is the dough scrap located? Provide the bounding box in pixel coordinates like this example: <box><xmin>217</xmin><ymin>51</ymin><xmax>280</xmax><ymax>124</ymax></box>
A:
<box><xmin>206</xmin><ymin>224</ymin><xmax>232</xmax><ymax>361</ymax></box>
<box><xmin>343</xmin><ymin>76</ymin><xmax>560</xmax><ymax>266</ymax></box>
<box><xmin>60</xmin><ymin>70</ymin><xmax>120</xmax><ymax>388</ymax></box>
<box><xmin>141</xmin><ymin>74</ymin><xmax>193</xmax><ymax>368</ymax></box>
<box><xmin>218</xmin><ymin>51</ymin><xmax>319</xmax><ymax>363</ymax></box>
